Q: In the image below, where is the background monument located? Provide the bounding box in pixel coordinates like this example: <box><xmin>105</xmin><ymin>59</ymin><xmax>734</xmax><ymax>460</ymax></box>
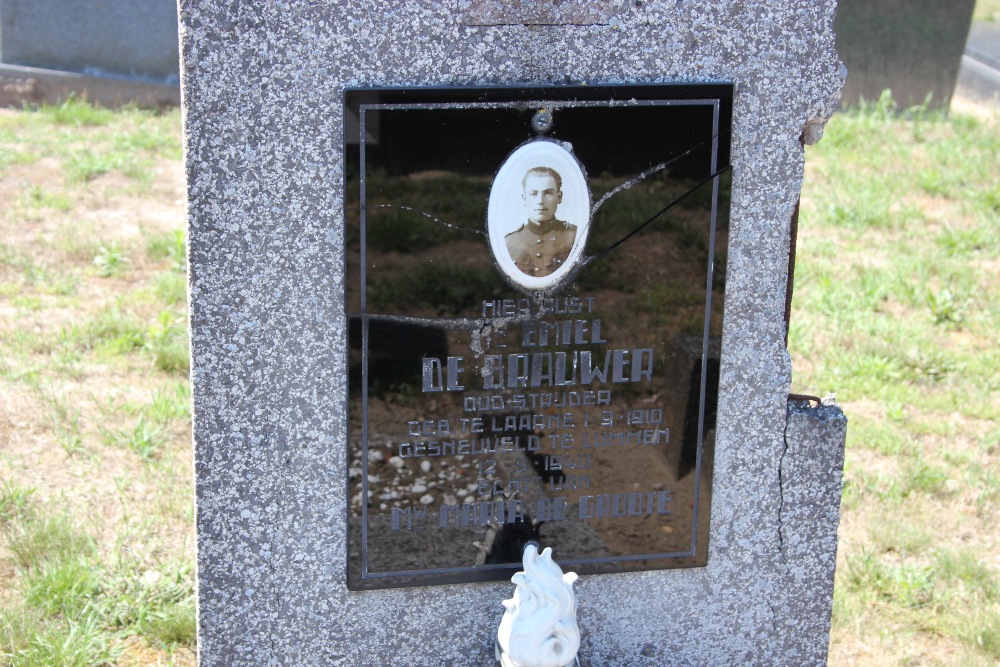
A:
<box><xmin>0</xmin><ymin>0</ymin><xmax>180</xmax><ymax>106</ymax></box>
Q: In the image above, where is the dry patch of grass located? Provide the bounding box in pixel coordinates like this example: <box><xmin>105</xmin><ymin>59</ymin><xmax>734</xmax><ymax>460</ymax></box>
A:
<box><xmin>0</xmin><ymin>100</ymin><xmax>194</xmax><ymax>665</ymax></box>
<box><xmin>792</xmin><ymin>94</ymin><xmax>1000</xmax><ymax>665</ymax></box>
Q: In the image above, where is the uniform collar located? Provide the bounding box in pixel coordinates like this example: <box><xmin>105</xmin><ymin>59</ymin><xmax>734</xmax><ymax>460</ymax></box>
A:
<box><xmin>525</xmin><ymin>218</ymin><xmax>566</xmax><ymax>236</ymax></box>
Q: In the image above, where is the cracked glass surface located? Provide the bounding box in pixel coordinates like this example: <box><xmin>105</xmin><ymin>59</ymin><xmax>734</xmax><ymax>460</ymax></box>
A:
<box><xmin>344</xmin><ymin>85</ymin><xmax>732</xmax><ymax>589</ymax></box>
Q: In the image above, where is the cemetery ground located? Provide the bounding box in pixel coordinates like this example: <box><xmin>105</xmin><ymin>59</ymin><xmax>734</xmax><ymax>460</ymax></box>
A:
<box><xmin>0</xmin><ymin>93</ymin><xmax>995</xmax><ymax>665</ymax></box>
<box><xmin>0</xmin><ymin>101</ymin><xmax>194</xmax><ymax>666</ymax></box>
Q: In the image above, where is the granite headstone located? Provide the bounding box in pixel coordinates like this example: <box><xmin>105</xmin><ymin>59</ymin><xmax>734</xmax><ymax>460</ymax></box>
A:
<box><xmin>182</xmin><ymin>1</ymin><xmax>847</xmax><ymax>664</ymax></box>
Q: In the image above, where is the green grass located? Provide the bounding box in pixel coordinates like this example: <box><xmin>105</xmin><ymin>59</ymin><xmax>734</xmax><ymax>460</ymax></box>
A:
<box><xmin>867</xmin><ymin>508</ymin><xmax>932</xmax><ymax>556</ymax></box>
<box><xmin>0</xmin><ymin>146</ymin><xmax>40</xmax><ymax>172</ymax></box>
<box><xmin>1</xmin><ymin>101</ymin><xmax>195</xmax><ymax>665</ymax></box>
<box><xmin>64</xmin><ymin>149</ymin><xmax>127</xmax><ymax>183</ymax></box>
<box><xmin>21</xmin><ymin>559</ymin><xmax>103</xmax><ymax>618</ymax></box>
<box><xmin>153</xmin><ymin>271</ymin><xmax>187</xmax><ymax>306</ymax></box>
<box><xmin>5</xmin><ymin>515</ymin><xmax>95</xmax><ymax>571</ymax></box>
<box><xmin>975</xmin><ymin>0</ymin><xmax>1000</xmax><ymax>22</ymax></box>
<box><xmin>147</xmin><ymin>230</ymin><xmax>187</xmax><ymax>272</ymax></box>
<box><xmin>147</xmin><ymin>383</ymin><xmax>191</xmax><ymax>424</ymax></box>
<box><xmin>0</xmin><ymin>481</ymin><xmax>35</xmax><ymax>526</ymax></box>
<box><xmin>0</xmin><ymin>248</ymin><xmax>80</xmax><ymax>297</ymax></box>
<box><xmin>48</xmin><ymin>300</ymin><xmax>190</xmax><ymax>374</ymax></box>
<box><xmin>2</xmin><ymin>89</ymin><xmax>997</xmax><ymax>667</ymax></box>
<box><xmin>42</xmin><ymin>392</ymin><xmax>85</xmax><ymax>456</ymax></box>
<box><xmin>0</xmin><ymin>97</ymin><xmax>182</xmax><ymax>188</ymax></box>
<box><xmin>60</xmin><ymin>306</ymin><xmax>145</xmax><ymax>355</ymax></box>
<box><xmin>92</xmin><ymin>242</ymin><xmax>131</xmax><ymax>278</ymax></box>
<box><xmin>41</xmin><ymin>97</ymin><xmax>117</xmax><ymax>127</ymax></box>
<box><xmin>144</xmin><ymin>600</ymin><xmax>197</xmax><ymax>645</ymax></box>
<box><xmin>935</xmin><ymin>549</ymin><xmax>999</xmax><ymax>601</ymax></box>
<box><xmin>22</xmin><ymin>186</ymin><xmax>73</xmax><ymax>212</ymax></box>
<box><xmin>144</xmin><ymin>311</ymin><xmax>190</xmax><ymax>374</ymax></box>
<box><xmin>1</xmin><ymin>505</ymin><xmax>194</xmax><ymax>665</ymax></box>
<box><xmin>105</xmin><ymin>415</ymin><xmax>165</xmax><ymax>460</ymax></box>
<box><xmin>97</xmin><ymin>561</ymin><xmax>195</xmax><ymax>641</ymax></box>
<box><xmin>793</xmin><ymin>93</ymin><xmax>1000</xmax><ymax>663</ymax></box>
<box><xmin>0</xmin><ymin>609</ymin><xmax>123</xmax><ymax>667</ymax></box>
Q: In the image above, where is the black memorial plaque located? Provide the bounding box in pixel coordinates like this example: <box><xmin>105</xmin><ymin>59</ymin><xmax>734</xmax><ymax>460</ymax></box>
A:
<box><xmin>345</xmin><ymin>84</ymin><xmax>732</xmax><ymax>590</ymax></box>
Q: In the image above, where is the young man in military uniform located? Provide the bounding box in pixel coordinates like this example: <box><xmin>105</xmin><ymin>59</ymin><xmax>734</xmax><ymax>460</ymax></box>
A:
<box><xmin>505</xmin><ymin>166</ymin><xmax>577</xmax><ymax>277</ymax></box>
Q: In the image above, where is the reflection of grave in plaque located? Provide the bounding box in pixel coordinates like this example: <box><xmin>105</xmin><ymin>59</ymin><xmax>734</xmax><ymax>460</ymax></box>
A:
<box><xmin>488</xmin><ymin>446</ymin><xmax>614</xmax><ymax>565</ymax></box>
<box><xmin>348</xmin><ymin>316</ymin><xmax>448</xmax><ymax>395</ymax></box>
<box><xmin>473</xmin><ymin>414</ymin><xmax>544</xmax><ymax>566</ymax></box>
<box><xmin>474</xmin><ymin>494</ymin><xmax>543</xmax><ymax>566</ymax></box>
<box><xmin>354</xmin><ymin>408</ymin><xmax>615</xmax><ymax>576</ymax></box>
<box><xmin>662</xmin><ymin>336</ymin><xmax>720</xmax><ymax>480</ymax></box>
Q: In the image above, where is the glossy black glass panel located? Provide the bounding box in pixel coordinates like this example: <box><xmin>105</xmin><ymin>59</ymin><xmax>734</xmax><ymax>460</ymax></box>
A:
<box><xmin>345</xmin><ymin>84</ymin><xmax>732</xmax><ymax>590</ymax></box>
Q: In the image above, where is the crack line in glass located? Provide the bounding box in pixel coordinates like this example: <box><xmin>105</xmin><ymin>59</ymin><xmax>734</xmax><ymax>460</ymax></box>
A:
<box><xmin>348</xmin><ymin>203</ymin><xmax>486</xmax><ymax>236</ymax></box>
<box><xmin>589</xmin><ymin>132</ymin><xmax>723</xmax><ymax>217</ymax></box>
<box><xmin>583</xmin><ymin>165</ymin><xmax>732</xmax><ymax>265</ymax></box>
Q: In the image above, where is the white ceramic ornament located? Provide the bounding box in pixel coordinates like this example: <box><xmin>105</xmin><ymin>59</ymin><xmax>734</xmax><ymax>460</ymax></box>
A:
<box><xmin>496</xmin><ymin>544</ymin><xmax>580</xmax><ymax>667</ymax></box>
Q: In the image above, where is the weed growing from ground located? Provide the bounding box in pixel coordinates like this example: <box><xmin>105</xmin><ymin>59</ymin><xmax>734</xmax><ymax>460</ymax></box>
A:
<box><xmin>1</xmin><ymin>502</ymin><xmax>195</xmax><ymax>663</ymax></box>
<box><xmin>105</xmin><ymin>415</ymin><xmax>165</xmax><ymax>460</ymax></box>
<box><xmin>147</xmin><ymin>383</ymin><xmax>191</xmax><ymax>424</ymax></box>
<box><xmin>42</xmin><ymin>96</ymin><xmax>116</xmax><ymax>128</ymax></box>
<box><xmin>146</xmin><ymin>230</ymin><xmax>187</xmax><ymax>272</ymax></box>
<box><xmin>92</xmin><ymin>242</ymin><xmax>130</xmax><ymax>277</ymax></box>
<box><xmin>5</xmin><ymin>515</ymin><xmax>95</xmax><ymax>571</ymax></box>
<box><xmin>22</xmin><ymin>186</ymin><xmax>73</xmax><ymax>212</ymax></box>
<box><xmin>144</xmin><ymin>311</ymin><xmax>190</xmax><ymax>374</ymax></box>
<box><xmin>0</xmin><ymin>609</ymin><xmax>123</xmax><ymax>667</ymax></box>
<box><xmin>153</xmin><ymin>271</ymin><xmax>187</xmax><ymax>306</ymax></box>
<box><xmin>0</xmin><ymin>481</ymin><xmax>35</xmax><ymax>525</ymax></box>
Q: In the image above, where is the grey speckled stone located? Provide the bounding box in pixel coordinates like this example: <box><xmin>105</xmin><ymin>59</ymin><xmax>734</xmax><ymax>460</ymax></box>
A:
<box><xmin>180</xmin><ymin>1</ymin><xmax>846</xmax><ymax>664</ymax></box>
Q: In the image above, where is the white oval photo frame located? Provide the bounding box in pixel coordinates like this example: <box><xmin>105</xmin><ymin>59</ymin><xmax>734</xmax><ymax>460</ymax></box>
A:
<box><xmin>487</xmin><ymin>140</ymin><xmax>591</xmax><ymax>291</ymax></box>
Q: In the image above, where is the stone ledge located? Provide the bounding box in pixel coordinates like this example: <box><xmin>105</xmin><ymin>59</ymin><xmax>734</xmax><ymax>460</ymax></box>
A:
<box><xmin>0</xmin><ymin>63</ymin><xmax>179</xmax><ymax>109</ymax></box>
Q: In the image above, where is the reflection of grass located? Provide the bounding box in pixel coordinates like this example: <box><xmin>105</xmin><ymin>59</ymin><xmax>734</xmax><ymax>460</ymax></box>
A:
<box><xmin>588</xmin><ymin>172</ymin><xmax>726</xmax><ymax>251</ymax></box>
<box><xmin>353</xmin><ymin>171</ymin><xmax>488</xmax><ymax>253</ymax></box>
<box><xmin>634</xmin><ymin>280</ymin><xmax>705</xmax><ymax>318</ymax></box>
<box><xmin>573</xmin><ymin>254</ymin><xmax>630</xmax><ymax>292</ymax></box>
<box><xmin>577</xmin><ymin>270</ymin><xmax>713</xmax><ymax>339</ymax></box>
<box><xmin>369</xmin><ymin>263</ymin><xmax>506</xmax><ymax>315</ymax></box>
<box><xmin>366</xmin><ymin>209</ymin><xmax>450</xmax><ymax>253</ymax></box>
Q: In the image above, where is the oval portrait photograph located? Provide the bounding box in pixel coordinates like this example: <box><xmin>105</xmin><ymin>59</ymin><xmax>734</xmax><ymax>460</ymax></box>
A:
<box><xmin>487</xmin><ymin>140</ymin><xmax>591</xmax><ymax>291</ymax></box>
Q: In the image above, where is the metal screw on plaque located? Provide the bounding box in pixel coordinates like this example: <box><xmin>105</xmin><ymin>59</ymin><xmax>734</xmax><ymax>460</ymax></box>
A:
<box><xmin>496</xmin><ymin>542</ymin><xmax>581</xmax><ymax>667</ymax></box>
<box><xmin>532</xmin><ymin>109</ymin><xmax>553</xmax><ymax>134</ymax></box>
